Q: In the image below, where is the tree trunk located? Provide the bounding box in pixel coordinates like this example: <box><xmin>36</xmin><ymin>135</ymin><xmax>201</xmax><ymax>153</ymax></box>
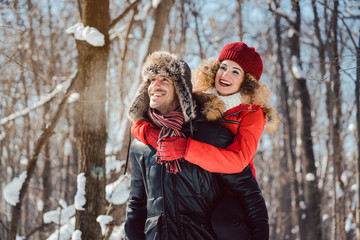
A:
<box><xmin>236</xmin><ymin>0</ymin><xmax>243</xmax><ymax>41</ymax></box>
<box><xmin>330</xmin><ymin>2</ymin><xmax>345</xmax><ymax>240</ymax></box>
<box><xmin>356</xmin><ymin>33</ymin><xmax>360</xmax><ymax>240</ymax></box>
<box><xmin>74</xmin><ymin>0</ymin><xmax>110</xmax><ymax>239</ymax></box>
<box><xmin>290</xmin><ymin>1</ymin><xmax>322</xmax><ymax>239</ymax></box>
<box><xmin>147</xmin><ymin>0</ymin><xmax>174</xmax><ymax>54</ymax></box>
<box><xmin>273</xmin><ymin>1</ymin><xmax>296</xmax><ymax>238</ymax></box>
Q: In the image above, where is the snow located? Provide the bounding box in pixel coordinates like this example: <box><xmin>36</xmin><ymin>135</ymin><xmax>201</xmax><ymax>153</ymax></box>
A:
<box><xmin>322</xmin><ymin>214</ymin><xmax>329</xmax><ymax>221</ymax></box>
<box><xmin>66</xmin><ymin>23</ymin><xmax>105</xmax><ymax>47</ymax></box>
<box><xmin>37</xmin><ymin>199</ymin><xmax>44</xmax><ymax>211</ymax></box>
<box><xmin>59</xmin><ymin>199</ymin><xmax>68</xmax><ymax>208</ymax></box>
<box><xmin>336</xmin><ymin>181</ymin><xmax>344</xmax><ymax>199</ymax></box>
<box><xmin>305</xmin><ymin>173</ymin><xmax>315</xmax><ymax>182</ymax></box>
<box><xmin>72</xmin><ymin>230</ymin><xmax>82</xmax><ymax>240</ymax></box>
<box><xmin>299</xmin><ymin>200</ymin><xmax>306</xmax><ymax>210</ymax></box>
<box><xmin>287</xmin><ymin>26</ymin><xmax>295</xmax><ymax>38</ymax></box>
<box><xmin>64</xmin><ymin>139</ymin><xmax>72</xmax><ymax>157</ymax></box>
<box><xmin>341</xmin><ymin>170</ymin><xmax>353</xmax><ymax>185</ymax></box>
<box><xmin>0</xmin><ymin>130</ymin><xmax>5</xmax><ymax>141</ymax></box>
<box><xmin>106</xmin><ymin>174</ymin><xmax>131</xmax><ymax>205</ymax></box>
<box><xmin>350</xmin><ymin>184</ymin><xmax>357</xmax><ymax>192</ymax></box>
<box><xmin>152</xmin><ymin>0</ymin><xmax>161</xmax><ymax>8</ymax></box>
<box><xmin>106</xmin><ymin>156</ymin><xmax>126</xmax><ymax>176</ymax></box>
<box><xmin>3</xmin><ymin>171</ymin><xmax>27</xmax><ymax>206</ymax></box>
<box><xmin>43</xmin><ymin>205</ymin><xmax>75</xmax><ymax>225</ymax></box>
<box><xmin>291</xmin><ymin>56</ymin><xmax>306</xmax><ymax>79</ymax></box>
<box><xmin>109</xmin><ymin>223</ymin><xmax>126</xmax><ymax>240</ymax></box>
<box><xmin>67</xmin><ymin>92</ymin><xmax>80</xmax><ymax>104</ymax></box>
<box><xmin>46</xmin><ymin>217</ymin><xmax>75</xmax><ymax>240</ymax></box>
<box><xmin>74</xmin><ymin>173</ymin><xmax>86</xmax><ymax>210</ymax></box>
<box><xmin>96</xmin><ymin>215</ymin><xmax>113</xmax><ymax>235</ymax></box>
<box><xmin>20</xmin><ymin>157</ymin><xmax>28</xmax><ymax>165</ymax></box>
<box><xmin>16</xmin><ymin>236</ymin><xmax>25</xmax><ymax>240</ymax></box>
<box><xmin>345</xmin><ymin>212</ymin><xmax>355</xmax><ymax>233</ymax></box>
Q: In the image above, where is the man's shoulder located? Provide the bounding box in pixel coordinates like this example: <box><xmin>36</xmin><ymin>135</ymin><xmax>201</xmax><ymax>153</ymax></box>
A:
<box><xmin>130</xmin><ymin>139</ymin><xmax>153</xmax><ymax>154</ymax></box>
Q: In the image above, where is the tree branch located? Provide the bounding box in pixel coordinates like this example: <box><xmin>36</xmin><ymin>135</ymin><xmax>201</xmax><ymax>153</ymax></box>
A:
<box><xmin>7</xmin><ymin>72</ymin><xmax>79</xmax><ymax>240</ymax></box>
<box><xmin>0</xmin><ymin>73</ymin><xmax>76</xmax><ymax>126</ymax></box>
<box><xmin>109</xmin><ymin>0</ymin><xmax>141</xmax><ymax>30</ymax></box>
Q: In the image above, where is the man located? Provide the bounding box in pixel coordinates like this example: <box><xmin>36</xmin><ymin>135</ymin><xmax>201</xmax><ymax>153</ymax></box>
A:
<box><xmin>125</xmin><ymin>51</ymin><xmax>233</xmax><ymax>239</ymax></box>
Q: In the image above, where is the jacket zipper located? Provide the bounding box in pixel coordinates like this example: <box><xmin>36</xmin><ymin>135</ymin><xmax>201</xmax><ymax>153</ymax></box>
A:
<box><xmin>172</xmin><ymin>174</ymin><xmax>183</xmax><ymax>240</ymax></box>
<box><xmin>161</xmin><ymin>167</ymin><xmax>169</xmax><ymax>240</ymax></box>
<box><xmin>222</xmin><ymin>109</ymin><xmax>258</xmax><ymax>124</ymax></box>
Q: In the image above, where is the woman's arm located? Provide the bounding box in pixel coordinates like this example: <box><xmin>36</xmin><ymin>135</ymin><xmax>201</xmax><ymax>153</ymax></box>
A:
<box><xmin>185</xmin><ymin>109</ymin><xmax>265</xmax><ymax>173</ymax></box>
<box><xmin>218</xmin><ymin>166</ymin><xmax>269</xmax><ymax>240</ymax></box>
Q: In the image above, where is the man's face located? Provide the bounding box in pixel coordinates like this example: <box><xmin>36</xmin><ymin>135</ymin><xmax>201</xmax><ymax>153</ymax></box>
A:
<box><xmin>148</xmin><ymin>75</ymin><xmax>179</xmax><ymax>114</ymax></box>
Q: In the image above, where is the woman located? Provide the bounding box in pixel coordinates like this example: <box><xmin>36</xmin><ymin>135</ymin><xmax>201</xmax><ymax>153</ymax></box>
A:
<box><xmin>132</xmin><ymin>42</ymin><xmax>278</xmax><ymax>239</ymax></box>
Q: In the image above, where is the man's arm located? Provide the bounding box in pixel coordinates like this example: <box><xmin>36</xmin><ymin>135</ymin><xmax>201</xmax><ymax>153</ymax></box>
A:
<box><xmin>218</xmin><ymin>166</ymin><xmax>269</xmax><ymax>240</ymax></box>
<box><xmin>125</xmin><ymin>145</ymin><xmax>147</xmax><ymax>240</ymax></box>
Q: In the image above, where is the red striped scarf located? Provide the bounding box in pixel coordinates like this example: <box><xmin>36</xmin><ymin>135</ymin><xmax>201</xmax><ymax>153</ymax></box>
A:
<box><xmin>147</xmin><ymin>107</ymin><xmax>185</xmax><ymax>173</ymax></box>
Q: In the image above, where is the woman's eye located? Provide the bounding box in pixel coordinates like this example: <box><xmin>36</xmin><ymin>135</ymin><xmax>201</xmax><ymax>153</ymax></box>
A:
<box><xmin>220</xmin><ymin>66</ymin><xmax>227</xmax><ymax>70</ymax></box>
<box><xmin>233</xmin><ymin>70</ymin><xmax>239</xmax><ymax>75</ymax></box>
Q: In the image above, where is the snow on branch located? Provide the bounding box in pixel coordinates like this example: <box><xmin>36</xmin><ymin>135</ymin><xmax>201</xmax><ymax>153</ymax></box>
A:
<box><xmin>0</xmin><ymin>72</ymin><xmax>77</xmax><ymax>126</ymax></box>
<box><xmin>66</xmin><ymin>23</ymin><xmax>105</xmax><ymax>47</ymax></box>
<box><xmin>3</xmin><ymin>171</ymin><xmax>27</xmax><ymax>206</ymax></box>
<box><xmin>74</xmin><ymin>173</ymin><xmax>86</xmax><ymax>210</ymax></box>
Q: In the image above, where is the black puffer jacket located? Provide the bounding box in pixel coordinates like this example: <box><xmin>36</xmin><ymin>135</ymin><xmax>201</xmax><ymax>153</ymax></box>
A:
<box><xmin>126</xmin><ymin>119</ymin><xmax>232</xmax><ymax>240</ymax></box>
<box><xmin>125</xmin><ymin>118</ymin><xmax>268</xmax><ymax>240</ymax></box>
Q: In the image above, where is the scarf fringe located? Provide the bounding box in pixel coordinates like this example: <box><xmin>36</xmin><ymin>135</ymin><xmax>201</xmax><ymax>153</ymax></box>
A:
<box><xmin>155</xmin><ymin>157</ymin><xmax>183</xmax><ymax>174</ymax></box>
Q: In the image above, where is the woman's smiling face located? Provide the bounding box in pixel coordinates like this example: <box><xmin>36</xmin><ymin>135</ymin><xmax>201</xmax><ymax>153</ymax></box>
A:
<box><xmin>215</xmin><ymin>60</ymin><xmax>245</xmax><ymax>96</ymax></box>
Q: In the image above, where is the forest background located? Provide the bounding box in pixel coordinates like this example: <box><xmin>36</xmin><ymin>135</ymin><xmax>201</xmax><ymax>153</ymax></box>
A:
<box><xmin>0</xmin><ymin>0</ymin><xmax>359</xmax><ymax>240</ymax></box>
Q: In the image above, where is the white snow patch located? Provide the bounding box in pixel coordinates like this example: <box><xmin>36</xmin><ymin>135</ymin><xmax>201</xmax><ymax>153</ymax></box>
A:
<box><xmin>66</xmin><ymin>23</ymin><xmax>105</xmax><ymax>47</ymax></box>
<box><xmin>20</xmin><ymin>157</ymin><xmax>28</xmax><ymax>165</ymax></box>
<box><xmin>43</xmin><ymin>205</ymin><xmax>75</xmax><ymax>225</ymax></box>
<box><xmin>109</xmin><ymin>223</ymin><xmax>126</xmax><ymax>240</ymax></box>
<box><xmin>72</xmin><ymin>229</ymin><xmax>82</xmax><ymax>240</ymax></box>
<box><xmin>345</xmin><ymin>212</ymin><xmax>355</xmax><ymax>233</ymax></box>
<box><xmin>46</xmin><ymin>217</ymin><xmax>75</xmax><ymax>240</ymax></box>
<box><xmin>3</xmin><ymin>171</ymin><xmax>27</xmax><ymax>206</ymax></box>
<box><xmin>59</xmin><ymin>199</ymin><xmax>68</xmax><ymax>209</ymax></box>
<box><xmin>68</xmin><ymin>92</ymin><xmax>80</xmax><ymax>104</ymax></box>
<box><xmin>106</xmin><ymin>174</ymin><xmax>131</xmax><ymax>205</ymax></box>
<box><xmin>322</xmin><ymin>213</ymin><xmax>329</xmax><ymax>221</ymax></box>
<box><xmin>341</xmin><ymin>170</ymin><xmax>353</xmax><ymax>186</ymax></box>
<box><xmin>74</xmin><ymin>173</ymin><xmax>86</xmax><ymax>210</ymax></box>
<box><xmin>299</xmin><ymin>201</ymin><xmax>306</xmax><ymax>210</ymax></box>
<box><xmin>97</xmin><ymin>215</ymin><xmax>113</xmax><ymax>235</ymax></box>
<box><xmin>350</xmin><ymin>184</ymin><xmax>357</xmax><ymax>192</ymax></box>
<box><xmin>64</xmin><ymin>139</ymin><xmax>72</xmax><ymax>157</ymax></box>
<box><xmin>152</xmin><ymin>0</ymin><xmax>161</xmax><ymax>8</ymax></box>
<box><xmin>336</xmin><ymin>181</ymin><xmax>344</xmax><ymax>199</ymax></box>
<box><xmin>16</xmin><ymin>236</ymin><xmax>25</xmax><ymax>240</ymax></box>
<box><xmin>106</xmin><ymin>156</ymin><xmax>125</xmax><ymax>176</ymax></box>
<box><xmin>305</xmin><ymin>173</ymin><xmax>315</xmax><ymax>182</ymax></box>
<box><xmin>37</xmin><ymin>199</ymin><xmax>44</xmax><ymax>211</ymax></box>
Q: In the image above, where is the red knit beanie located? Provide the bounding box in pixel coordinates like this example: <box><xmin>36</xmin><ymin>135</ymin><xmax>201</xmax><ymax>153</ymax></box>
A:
<box><xmin>218</xmin><ymin>42</ymin><xmax>263</xmax><ymax>81</ymax></box>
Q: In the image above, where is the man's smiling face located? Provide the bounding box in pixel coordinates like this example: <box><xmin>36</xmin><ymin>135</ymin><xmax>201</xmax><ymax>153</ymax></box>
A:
<box><xmin>148</xmin><ymin>74</ymin><xmax>179</xmax><ymax>114</ymax></box>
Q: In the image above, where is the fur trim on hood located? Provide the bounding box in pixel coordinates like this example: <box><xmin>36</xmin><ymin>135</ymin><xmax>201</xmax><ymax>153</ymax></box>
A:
<box><xmin>193</xmin><ymin>58</ymin><xmax>279</xmax><ymax>132</ymax></box>
<box><xmin>128</xmin><ymin>51</ymin><xmax>196</xmax><ymax>122</ymax></box>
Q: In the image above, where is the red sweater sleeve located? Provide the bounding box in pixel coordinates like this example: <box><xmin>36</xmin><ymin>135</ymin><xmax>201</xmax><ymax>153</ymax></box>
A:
<box><xmin>184</xmin><ymin>109</ymin><xmax>265</xmax><ymax>174</ymax></box>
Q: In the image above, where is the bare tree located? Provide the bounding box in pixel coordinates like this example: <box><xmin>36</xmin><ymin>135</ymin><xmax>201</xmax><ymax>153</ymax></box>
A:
<box><xmin>73</xmin><ymin>0</ymin><xmax>110</xmax><ymax>238</ymax></box>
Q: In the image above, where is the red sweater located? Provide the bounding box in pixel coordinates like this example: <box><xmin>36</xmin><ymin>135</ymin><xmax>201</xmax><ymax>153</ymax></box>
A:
<box><xmin>184</xmin><ymin>104</ymin><xmax>265</xmax><ymax>177</ymax></box>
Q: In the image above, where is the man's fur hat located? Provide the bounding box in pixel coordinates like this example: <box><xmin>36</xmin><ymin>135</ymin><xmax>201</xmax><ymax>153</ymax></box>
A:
<box><xmin>128</xmin><ymin>51</ymin><xmax>196</xmax><ymax>122</ymax></box>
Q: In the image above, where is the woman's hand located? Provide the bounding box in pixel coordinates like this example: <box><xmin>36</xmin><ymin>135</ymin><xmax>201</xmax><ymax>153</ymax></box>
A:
<box><xmin>157</xmin><ymin>137</ymin><xmax>187</xmax><ymax>160</ymax></box>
